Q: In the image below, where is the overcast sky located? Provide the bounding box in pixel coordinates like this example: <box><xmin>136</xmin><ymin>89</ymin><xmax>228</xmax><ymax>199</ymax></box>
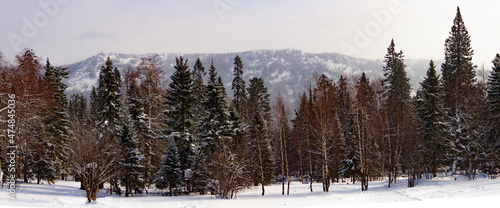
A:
<box><xmin>1</xmin><ymin>0</ymin><xmax>499</xmax><ymax>68</ymax></box>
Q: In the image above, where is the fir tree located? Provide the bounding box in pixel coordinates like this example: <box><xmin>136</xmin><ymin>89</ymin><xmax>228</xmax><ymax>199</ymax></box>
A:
<box><xmin>197</xmin><ymin>61</ymin><xmax>240</xmax><ymax>196</ymax></box>
<box><xmin>96</xmin><ymin>56</ymin><xmax>123</xmax><ymax>137</ymax></box>
<box><xmin>247</xmin><ymin>77</ymin><xmax>274</xmax><ymax>195</ymax></box>
<box><xmin>441</xmin><ymin>7</ymin><xmax>479</xmax><ymax>178</ymax></box>
<box><xmin>95</xmin><ymin>56</ymin><xmax>123</xmax><ymax>194</ymax></box>
<box><xmin>154</xmin><ymin>138</ymin><xmax>183</xmax><ymax>196</ymax></box>
<box><xmin>338</xmin><ymin>75</ymin><xmax>360</xmax><ymax>184</ymax></box>
<box><xmin>43</xmin><ymin>58</ymin><xmax>71</xmax><ymax>178</ymax></box>
<box><xmin>119</xmin><ymin>108</ymin><xmax>144</xmax><ymax>196</ymax></box>
<box><xmin>416</xmin><ymin>60</ymin><xmax>451</xmax><ymax>178</ymax></box>
<box><xmin>232</xmin><ymin>55</ymin><xmax>248</xmax><ymax>120</ymax></box>
<box><xmin>89</xmin><ymin>86</ymin><xmax>99</xmax><ymax>125</ymax></box>
<box><xmin>159</xmin><ymin>56</ymin><xmax>194</xmax><ymax>181</ymax></box>
<box><xmin>484</xmin><ymin>54</ymin><xmax>500</xmax><ymax>175</ymax></box>
<box><xmin>383</xmin><ymin>39</ymin><xmax>411</xmax><ymax>102</ymax></box>
<box><xmin>192</xmin><ymin>58</ymin><xmax>207</xmax><ymax>133</ymax></box>
<box><xmin>68</xmin><ymin>93</ymin><xmax>87</xmax><ymax>122</ymax></box>
<box><xmin>354</xmin><ymin>72</ymin><xmax>377</xmax><ymax>191</ymax></box>
<box><xmin>381</xmin><ymin>39</ymin><xmax>414</xmax><ymax>187</ymax></box>
<box><xmin>199</xmin><ymin>61</ymin><xmax>231</xmax><ymax>157</ymax></box>
<box><xmin>127</xmin><ymin>78</ymin><xmax>156</xmax><ymax>192</ymax></box>
<box><xmin>441</xmin><ymin>7</ymin><xmax>477</xmax><ymax>113</ymax></box>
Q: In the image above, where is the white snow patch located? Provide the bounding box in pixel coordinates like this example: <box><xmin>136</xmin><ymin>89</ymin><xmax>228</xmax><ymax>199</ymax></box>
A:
<box><xmin>1</xmin><ymin>175</ymin><xmax>499</xmax><ymax>208</ymax></box>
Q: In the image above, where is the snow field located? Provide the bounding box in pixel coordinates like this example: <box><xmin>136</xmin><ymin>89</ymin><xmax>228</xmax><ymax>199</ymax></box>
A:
<box><xmin>0</xmin><ymin>174</ymin><xmax>499</xmax><ymax>208</ymax></box>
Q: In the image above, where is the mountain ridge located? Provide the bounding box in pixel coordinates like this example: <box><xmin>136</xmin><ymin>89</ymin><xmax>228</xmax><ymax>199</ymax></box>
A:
<box><xmin>63</xmin><ymin>49</ymin><xmax>437</xmax><ymax>108</ymax></box>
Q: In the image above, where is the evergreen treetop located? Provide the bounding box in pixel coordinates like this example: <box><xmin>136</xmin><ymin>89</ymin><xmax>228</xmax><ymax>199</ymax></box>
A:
<box><xmin>232</xmin><ymin>55</ymin><xmax>248</xmax><ymax>119</ymax></box>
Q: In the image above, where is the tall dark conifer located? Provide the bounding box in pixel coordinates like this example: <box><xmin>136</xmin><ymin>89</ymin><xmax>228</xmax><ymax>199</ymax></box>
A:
<box><xmin>338</xmin><ymin>75</ymin><xmax>360</xmax><ymax>184</ymax></box>
<box><xmin>441</xmin><ymin>7</ymin><xmax>479</xmax><ymax>178</ymax></box>
<box><xmin>247</xmin><ymin>77</ymin><xmax>274</xmax><ymax>195</ymax></box>
<box><xmin>44</xmin><ymin>58</ymin><xmax>71</xmax><ymax>178</ymax></box>
<box><xmin>96</xmin><ymin>57</ymin><xmax>123</xmax><ymax>137</ymax></box>
<box><xmin>416</xmin><ymin>60</ymin><xmax>451</xmax><ymax>177</ymax></box>
<box><xmin>381</xmin><ymin>39</ymin><xmax>413</xmax><ymax>187</ymax></box>
<box><xmin>484</xmin><ymin>54</ymin><xmax>500</xmax><ymax>175</ymax></box>
<box><xmin>192</xmin><ymin>58</ymin><xmax>207</xmax><ymax>134</ymax></box>
<box><xmin>158</xmin><ymin>56</ymin><xmax>194</xmax><ymax>186</ymax></box>
<box><xmin>232</xmin><ymin>56</ymin><xmax>248</xmax><ymax>120</ymax></box>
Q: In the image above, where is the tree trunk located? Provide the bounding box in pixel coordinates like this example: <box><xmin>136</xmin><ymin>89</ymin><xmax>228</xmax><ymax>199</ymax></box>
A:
<box><xmin>306</xmin><ymin>125</ymin><xmax>313</xmax><ymax>192</ymax></box>
<box><xmin>257</xmin><ymin>132</ymin><xmax>265</xmax><ymax>196</ymax></box>
<box><xmin>279</xmin><ymin>120</ymin><xmax>285</xmax><ymax>195</ymax></box>
<box><xmin>284</xmin><ymin>129</ymin><xmax>290</xmax><ymax>195</ymax></box>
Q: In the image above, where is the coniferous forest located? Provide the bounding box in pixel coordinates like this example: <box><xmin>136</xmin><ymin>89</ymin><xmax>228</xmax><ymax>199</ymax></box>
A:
<box><xmin>1</xmin><ymin>7</ymin><xmax>499</xmax><ymax>202</ymax></box>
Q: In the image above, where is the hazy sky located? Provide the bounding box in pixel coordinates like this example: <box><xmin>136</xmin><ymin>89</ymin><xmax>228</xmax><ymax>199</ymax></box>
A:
<box><xmin>1</xmin><ymin>0</ymin><xmax>499</xmax><ymax>68</ymax></box>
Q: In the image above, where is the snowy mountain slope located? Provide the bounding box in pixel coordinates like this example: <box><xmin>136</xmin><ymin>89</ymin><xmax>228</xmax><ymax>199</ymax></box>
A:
<box><xmin>64</xmin><ymin>50</ymin><xmax>436</xmax><ymax>107</ymax></box>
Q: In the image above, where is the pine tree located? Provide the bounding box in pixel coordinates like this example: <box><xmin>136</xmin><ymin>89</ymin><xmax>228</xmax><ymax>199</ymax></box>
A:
<box><xmin>232</xmin><ymin>55</ymin><xmax>248</xmax><ymax>120</ymax></box>
<box><xmin>416</xmin><ymin>60</ymin><xmax>451</xmax><ymax>178</ymax></box>
<box><xmin>247</xmin><ymin>77</ymin><xmax>274</xmax><ymax>195</ymax></box>
<box><xmin>159</xmin><ymin>56</ymin><xmax>194</xmax><ymax>183</ymax></box>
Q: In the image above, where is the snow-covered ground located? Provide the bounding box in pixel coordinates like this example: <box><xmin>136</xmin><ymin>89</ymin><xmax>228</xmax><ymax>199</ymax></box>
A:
<box><xmin>1</xmin><ymin>175</ymin><xmax>499</xmax><ymax>208</ymax></box>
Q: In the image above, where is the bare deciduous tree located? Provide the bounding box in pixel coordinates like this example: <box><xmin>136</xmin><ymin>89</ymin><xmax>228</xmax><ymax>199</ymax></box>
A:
<box><xmin>70</xmin><ymin>122</ymin><xmax>121</xmax><ymax>202</ymax></box>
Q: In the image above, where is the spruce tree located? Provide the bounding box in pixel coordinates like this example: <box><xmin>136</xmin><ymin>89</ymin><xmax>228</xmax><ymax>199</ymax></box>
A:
<box><xmin>192</xmin><ymin>58</ymin><xmax>207</xmax><ymax>132</ymax></box>
<box><xmin>484</xmin><ymin>54</ymin><xmax>500</xmax><ymax>175</ymax></box>
<box><xmin>338</xmin><ymin>75</ymin><xmax>360</xmax><ymax>184</ymax></box>
<box><xmin>383</xmin><ymin>39</ymin><xmax>411</xmax><ymax>102</ymax></box>
<box><xmin>127</xmin><ymin>79</ymin><xmax>156</xmax><ymax>192</ymax></box>
<box><xmin>154</xmin><ymin>138</ymin><xmax>183</xmax><ymax>196</ymax></box>
<box><xmin>441</xmin><ymin>7</ymin><xmax>479</xmax><ymax>178</ymax></box>
<box><xmin>68</xmin><ymin>93</ymin><xmax>87</xmax><ymax>122</ymax></box>
<box><xmin>95</xmin><ymin>56</ymin><xmax>123</xmax><ymax>194</ymax></box>
<box><xmin>232</xmin><ymin>55</ymin><xmax>248</xmax><ymax>120</ymax></box>
<box><xmin>197</xmin><ymin>61</ymin><xmax>236</xmax><ymax>195</ymax></box>
<box><xmin>43</xmin><ymin>58</ymin><xmax>71</xmax><ymax>178</ymax></box>
<box><xmin>416</xmin><ymin>60</ymin><xmax>451</xmax><ymax>177</ymax></box>
<box><xmin>119</xmin><ymin>109</ymin><xmax>144</xmax><ymax>197</ymax></box>
<box><xmin>354</xmin><ymin>72</ymin><xmax>377</xmax><ymax>191</ymax></box>
<box><xmin>89</xmin><ymin>86</ymin><xmax>99</xmax><ymax>125</ymax></box>
<box><xmin>96</xmin><ymin>56</ymin><xmax>123</xmax><ymax>138</ymax></box>
<box><xmin>247</xmin><ymin>77</ymin><xmax>274</xmax><ymax>195</ymax></box>
<box><xmin>381</xmin><ymin>39</ymin><xmax>413</xmax><ymax>187</ymax></box>
<box><xmin>441</xmin><ymin>7</ymin><xmax>476</xmax><ymax>113</ymax></box>
<box><xmin>199</xmin><ymin>61</ymin><xmax>231</xmax><ymax>158</ymax></box>
<box><xmin>159</xmin><ymin>56</ymin><xmax>194</xmax><ymax>182</ymax></box>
